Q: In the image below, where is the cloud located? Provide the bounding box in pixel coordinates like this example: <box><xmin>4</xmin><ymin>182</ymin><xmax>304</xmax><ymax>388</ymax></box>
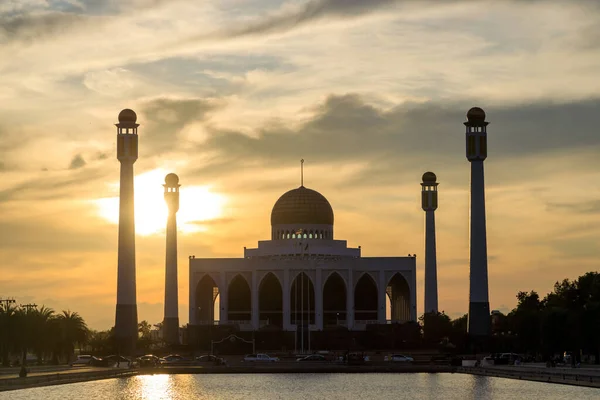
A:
<box><xmin>69</xmin><ymin>153</ymin><xmax>86</xmax><ymax>170</ymax></box>
<box><xmin>189</xmin><ymin>94</ymin><xmax>600</xmax><ymax>185</ymax></box>
<box><xmin>0</xmin><ymin>12</ymin><xmax>89</xmax><ymax>43</ymax></box>
<box><xmin>546</xmin><ymin>200</ymin><xmax>600</xmax><ymax>215</ymax></box>
<box><xmin>188</xmin><ymin>217</ymin><xmax>235</xmax><ymax>226</ymax></box>
<box><xmin>140</xmin><ymin>97</ymin><xmax>223</xmax><ymax>154</ymax></box>
<box><xmin>0</xmin><ymin>167</ymin><xmax>106</xmax><ymax>203</ymax></box>
<box><xmin>214</xmin><ymin>0</ymin><xmax>400</xmax><ymax>38</ymax></box>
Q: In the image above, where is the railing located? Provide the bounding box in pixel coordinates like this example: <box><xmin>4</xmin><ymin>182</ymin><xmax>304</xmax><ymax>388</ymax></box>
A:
<box><xmin>325</xmin><ymin>320</ymin><xmax>347</xmax><ymax>327</ymax></box>
<box><xmin>459</xmin><ymin>365</ymin><xmax>600</xmax><ymax>387</ymax></box>
<box><xmin>227</xmin><ymin>320</ymin><xmax>252</xmax><ymax>325</ymax></box>
<box><xmin>386</xmin><ymin>319</ymin><xmax>408</xmax><ymax>324</ymax></box>
<box><xmin>354</xmin><ymin>320</ymin><xmax>380</xmax><ymax>325</ymax></box>
<box><xmin>196</xmin><ymin>320</ymin><xmax>220</xmax><ymax>326</ymax></box>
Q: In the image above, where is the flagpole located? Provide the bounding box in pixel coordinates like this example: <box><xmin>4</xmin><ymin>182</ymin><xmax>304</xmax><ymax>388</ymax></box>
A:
<box><xmin>301</xmin><ymin>265</ymin><xmax>304</xmax><ymax>354</ymax></box>
<box><xmin>294</xmin><ymin>269</ymin><xmax>297</xmax><ymax>355</ymax></box>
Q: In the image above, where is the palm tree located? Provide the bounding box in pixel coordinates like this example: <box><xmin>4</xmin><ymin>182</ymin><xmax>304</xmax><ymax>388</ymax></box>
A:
<box><xmin>56</xmin><ymin>310</ymin><xmax>89</xmax><ymax>363</ymax></box>
<box><xmin>0</xmin><ymin>303</ymin><xmax>18</xmax><ymax>366</ymax></box>
<box><xmin>32</xmin><ymin>306</ymin><xmax>55</xmax><ymax>364</ymax></box>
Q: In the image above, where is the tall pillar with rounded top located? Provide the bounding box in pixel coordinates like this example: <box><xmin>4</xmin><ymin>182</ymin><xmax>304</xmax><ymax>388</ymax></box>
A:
<box><xmin>163</xmin><ymin>173</ymin><xmax>180</xmax><ymax>345</ymax></box>
<box><xmin>421</xmin><ymin>172</ymin><xmax>439</xmax><ymax>314</ymax></box>
<box><xmin>465</xmin><ymin>107</ymin><xmax>491</xmax><ymax>337</ymax></box>
<box><xmin>114</xmin><ymin>109</ymin><xmax>139</xmax><ymax>355</ymax></box>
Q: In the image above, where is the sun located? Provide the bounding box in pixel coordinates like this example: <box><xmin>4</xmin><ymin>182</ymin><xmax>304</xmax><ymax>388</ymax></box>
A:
<box><xmin>94</xmin><ymin>169</ymin><xmax>226</xmax><ymax>236</ymax></box>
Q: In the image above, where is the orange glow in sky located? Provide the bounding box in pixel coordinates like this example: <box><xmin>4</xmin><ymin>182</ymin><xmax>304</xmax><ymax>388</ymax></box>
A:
<box><xmin>94</xmin><ymin>169</ymin><xmax>226</xmax><ymax>236</ymax></box>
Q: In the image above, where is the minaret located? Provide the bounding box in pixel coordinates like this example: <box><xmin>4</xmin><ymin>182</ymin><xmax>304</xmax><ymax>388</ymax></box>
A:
<box><xmin>163</xmin><ymin>173</ymin><xmax>180</xmax><ymax>344</ymax></box>
<box><xmin>421</xmin><ymin>172</ymin><xmax>439</xmax><ymax>314</ymax></box>
<box><xmin>114</xmin><ymin>109</ymin><xmax>139</xmax><ymax>354</ymax></box>
<box><xmin>465</xmin><ymin>107</ymin><xmax>491</xmax><ymax>337</ymax></box>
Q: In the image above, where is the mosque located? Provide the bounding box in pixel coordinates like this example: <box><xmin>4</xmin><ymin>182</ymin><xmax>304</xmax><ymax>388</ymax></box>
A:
<box><xmin>113</xmin><ymin>106</ymin><xmax>490</xmax><ymax>352</ymax></box>
<box><xmin>188</xmin><ymin>183</ymin><xmax>417</xmax><ymax>339</ymax></box>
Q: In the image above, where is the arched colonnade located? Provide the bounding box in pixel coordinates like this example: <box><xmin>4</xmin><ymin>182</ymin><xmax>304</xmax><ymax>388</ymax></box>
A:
<box><xmin>192</xmin><ymin>269</ymin><xmax>413</xmax><ymax>331</ymax></box>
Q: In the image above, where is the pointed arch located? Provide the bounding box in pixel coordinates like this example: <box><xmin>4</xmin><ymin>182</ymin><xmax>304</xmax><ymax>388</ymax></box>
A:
<box><xmin>354</xmin><ymin>273</ymin><xmax>378</xmax><ymax>321</ymax></box>
<box><xmin>290</xmin><ymin>272</ymin><xmax>315</xmax><ymax>325</ymax></box>
<box><xmin>228</xmin><ymin>274</ymin><xmax>251</xmax><ymax>322</ymax></box>
<box><xmin>323</xmin><ymin>272</ymin><xmax>347</xmax><ymax>326</ymax></box>
<box><xmin>259</xmin><ymin>272</ymin><xmax>283</xmax><ymax>328</ymax></box>
<box><xmin>195</xmin><ymin>275</ymin><xmax>220</xmax><ymax>324</ymax></box>
<box><xmin>386</xmin><ymin>273</ymin><xmax>411</xmax><ymax>322</ymax></box>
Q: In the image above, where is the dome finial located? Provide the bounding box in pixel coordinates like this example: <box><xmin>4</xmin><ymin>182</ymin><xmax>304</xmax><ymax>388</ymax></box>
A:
<box><xmin>300</xmin><ymin>159</ymin><xmax>304</xmax><ymax>187</ymax></box>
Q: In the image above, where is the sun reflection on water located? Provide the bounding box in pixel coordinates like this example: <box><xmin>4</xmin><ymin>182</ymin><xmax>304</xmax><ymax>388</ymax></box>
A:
<box><xmin>135</xmin><ymin>375</ymin><xmax>174</xmax><ymax>400</ymax></box>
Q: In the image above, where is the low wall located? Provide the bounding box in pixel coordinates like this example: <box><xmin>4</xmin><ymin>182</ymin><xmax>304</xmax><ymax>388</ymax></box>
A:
<box><xmin>0</xmin><ymin>369</ymin><xmax>137</xmax><ymax>392</ymax></box>
<box><xmin>457</xmin><ymin>366</ymin><xmax>600</xmax><ymax>388</ymax></box>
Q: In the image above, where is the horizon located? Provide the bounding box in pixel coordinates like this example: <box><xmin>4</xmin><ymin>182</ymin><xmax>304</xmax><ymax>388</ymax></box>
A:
<box><xmin>1</xmin><ymin>0</ymin><xmax>600</xmax><ymax>331</ymax></box>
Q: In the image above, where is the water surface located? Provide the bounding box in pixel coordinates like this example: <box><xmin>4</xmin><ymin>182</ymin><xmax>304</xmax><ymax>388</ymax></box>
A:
<box><xmin>2</xmin><ymin>373</ymin><xmax>598</xmax><ymax>400</ymax></box>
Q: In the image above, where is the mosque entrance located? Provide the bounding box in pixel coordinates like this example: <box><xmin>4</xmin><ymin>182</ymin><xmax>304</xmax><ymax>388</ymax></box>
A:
<box><xmin>259</xmin><ymin>273</ymin><xmax>283</xmax><ymax>328</ymax></box>
<box><xmin>386</xmin><ymin>273</ymin><xmax>411</xmax><ymax>322</ymax></box>
<box><xmin>323</xmin><ymin>272</ymin><xmax>347</xmax><ymax>327</ymax></box>
<box><xmin>290</xmin><ymin>272</ymin><xmax>315</xmax><ymax>325</ymax></box>
<box><xmin>354</xmin><ymin>274</ymin><xmax>378</xmax><ymax>322</ymax></box>
<box><xmin>290</xmin><ymin>272</ymin><xmax>314</xmax><ymax>352</ymax></box>
<box><xmin>228</xmin><ymin>275</ymin><xmax>251</xmax><ymax>323</ymax></box>
<box><xmin>196</xmin><ymin>275</ymin><xmax>220</xmax><ymax>324</ymax></box>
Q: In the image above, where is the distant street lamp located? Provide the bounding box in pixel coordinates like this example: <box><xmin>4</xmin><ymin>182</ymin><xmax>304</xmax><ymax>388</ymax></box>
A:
<box><xmin>336</xmin><ymin>313</ymin><xmax>340</xmax><ymax>326</ymax></box>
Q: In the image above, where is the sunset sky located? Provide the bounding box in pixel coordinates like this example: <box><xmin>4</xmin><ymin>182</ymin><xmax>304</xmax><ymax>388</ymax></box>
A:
<box><xmin>1</xmin><ymin>0</ymin><xmax>600</xmax><ymax>330</ymax></box>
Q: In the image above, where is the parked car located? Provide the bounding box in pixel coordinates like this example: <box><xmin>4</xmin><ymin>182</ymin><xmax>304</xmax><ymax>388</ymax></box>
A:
<box><xmin>137</xmin><ymin>355</ymin><xmax>161</xmax><ymax>368</ymax></box>
<box><xmin>195</xmin><ymin>355</ymin><xmax>226</xmax><ymax>365</ymax></box>
<box><xmin>88</xmin><ymin>356</ymin><xmax>109</xmax><ymax>367</ymax></box>
<box><xmin>72</xmin><ymin>355</ymin><xmax>93</xmax><ymax>366</ymax></box>
<box><xmin>387</xmin><ymin>354</ymin><xmax>414</xmax><ymax>363</ymax></box>
<box><xmin>104</xmin><ymin>355</ymin><xmax>131</xmax><ymax>366</ymax></box>
<box><xmin>162</xmin><ymin>355</ymin><xmax>195</xmax><ymax>365</ymax></box>
<box><xmin>296</xmin><ymin>354</ymin><xmax>327</xmax><ymax>362</ymax></box>
<box><xmin>243</xmin><ymin>354</ymin><xmax>279</xmax><ymax>362</ymax></box>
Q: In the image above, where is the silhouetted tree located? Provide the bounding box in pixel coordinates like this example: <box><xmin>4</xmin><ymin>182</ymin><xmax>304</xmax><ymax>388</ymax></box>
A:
<box><xmin>420</xmin><ymin>311</ymin><xmax>452</xmax><ymax>345</ymax></box>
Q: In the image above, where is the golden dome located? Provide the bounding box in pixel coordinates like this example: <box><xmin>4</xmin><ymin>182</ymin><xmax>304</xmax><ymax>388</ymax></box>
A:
<box><xmin>271</xmin><ymin>186</ymin><xmax>334</xmax><ymax>226</ymax></box>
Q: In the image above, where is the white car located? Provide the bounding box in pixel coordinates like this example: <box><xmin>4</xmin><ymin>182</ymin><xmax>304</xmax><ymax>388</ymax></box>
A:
<box><xmin>388</xmin><ymin>354</ymin><xmax>414</xmax><ymax>363</ymax></box>
<box><xmin>243</xmin><ymin>353</ymin><xmax>279</xmax><ymax>362</ymax></box>
<box><xmin>72</xmin><ymin>355</ymin><xmax>93</xmax><ymax>365</ymax></box>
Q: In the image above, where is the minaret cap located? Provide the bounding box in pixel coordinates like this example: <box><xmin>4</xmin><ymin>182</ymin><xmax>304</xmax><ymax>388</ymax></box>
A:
<box><xmin>164</xmin><ymin>173</ymin><xmax>180</xmax><ymax>187</ymax></box>
<box><xmin>466</xmin><ymin>107</ymin><xmax>486</xmax><ymax>123</ymax></box>
<box><xmin>422</xmin><ymin>171</ymin><xmax>437</xmax><ymax>183</ymax></box>
<box><xmin>118</xmin><ymin>109</ymin><xmax>137</xmax><ymax>123</ymax></box>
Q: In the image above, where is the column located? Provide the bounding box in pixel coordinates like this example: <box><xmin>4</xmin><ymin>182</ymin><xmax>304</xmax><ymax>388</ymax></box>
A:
<box><xmin>410</xmin><ymin>270</ymin><xmax>417</xmax><ymax>321</ymax></box>
<box><xmin>283</xmin><ymin>268</ymin><xmax>290</xmax><ymax>330</ymax></box>
<box><xmin>251</xmin><ymin>271</ymin><xmax>259</xmax><ymax>329</ymax></box>
<box><xmin>220</xmin><ymin>271</ymin><xmax>228</xmax><ymax>324</ymax></box>
<box><xmin>346</xmin><ymin>268</ymin><xmax>354</xmax><ymax>329</ymax></box>
<box><xmin>189</xmin><ymin>271</ymin><xmax>196</xmax><ymax>325</ymax></box>
<box><xmin>378</xmin><ymin>270</ymin><xmax>386</xmax><ymax>323</ymax></box>
<box><xmin>315</xmin><ymin>267</ymin><xmax>323</xmax><ymax>330</ymax></box>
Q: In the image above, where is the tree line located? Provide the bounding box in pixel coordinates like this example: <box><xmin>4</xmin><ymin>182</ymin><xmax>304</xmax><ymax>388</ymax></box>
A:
<box><xmin>422</xmin><ymin>271</ymin><xmax>600</xmax><ymax>362</ymax></box>
<box><xmin>0</xmin><ymin>302</ymin><xmax>163</xmax><ymax>366</ymax></box>
<box><xmin>0</xmin><ymin>304</ymin><xmax>88</xmax><ymax>366</ymax></box>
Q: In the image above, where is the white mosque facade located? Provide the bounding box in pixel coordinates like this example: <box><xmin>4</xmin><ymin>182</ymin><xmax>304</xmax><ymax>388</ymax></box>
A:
<box><xmin>188</xmin><ymin>185</ymin><xmax>417</xmax><ymax>333</ymax></box>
